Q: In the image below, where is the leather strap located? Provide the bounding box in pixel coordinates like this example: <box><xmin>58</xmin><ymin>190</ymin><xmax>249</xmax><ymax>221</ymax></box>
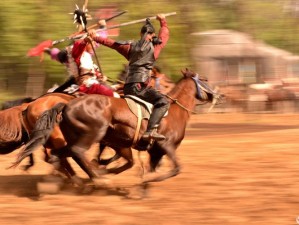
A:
<box><xmin>132</xmin><ymin>103</ymin><xmax>142</xmax><ymax>146</ymax></box>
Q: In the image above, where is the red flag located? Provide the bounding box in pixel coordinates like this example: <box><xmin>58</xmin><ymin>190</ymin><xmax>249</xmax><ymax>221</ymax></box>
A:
<box><xmin>27</xmin><ymin>40</ymin><xmax>53</xmax><ymax>57</ymax></box>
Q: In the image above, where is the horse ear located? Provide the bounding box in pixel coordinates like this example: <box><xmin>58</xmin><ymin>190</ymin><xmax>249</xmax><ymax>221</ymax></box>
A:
<box><xmin>181</xmin><ymin>68</ymin><xmax>186</xmax><ymax>76</ymax></box>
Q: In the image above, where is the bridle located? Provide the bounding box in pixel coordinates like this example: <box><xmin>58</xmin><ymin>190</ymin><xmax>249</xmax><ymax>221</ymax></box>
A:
<box><xmin>164</xmin><ymin>73</ymin><xmax>214</xmax><ymax>114</ymax></box>
<box><xmin>165</xmin><ymin>73</ymin><xmax>221</xmax><ymax>114</ymax></box>
<box><xmin>164</xmin><ymin>94</ymin><xmax>198</xmax><ymax>114</ymax></box>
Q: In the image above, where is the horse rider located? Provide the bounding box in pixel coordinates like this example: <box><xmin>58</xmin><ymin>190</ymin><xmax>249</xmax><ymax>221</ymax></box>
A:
<box><xmin>44</xmin><ymin>20</ymin><xmax>117</xmax><ymax>97</ymax></box>
<box><xmin>88</xmin><ymin>14</ymin><xmax>170</xmax><ymax>141</ymax></box>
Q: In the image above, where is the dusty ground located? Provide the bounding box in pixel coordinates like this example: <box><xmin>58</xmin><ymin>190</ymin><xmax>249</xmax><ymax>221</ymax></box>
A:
<box><xmin>0</xmin><ymin>113</ymin><xmax>299</xmax><ymax>225</ymax></box>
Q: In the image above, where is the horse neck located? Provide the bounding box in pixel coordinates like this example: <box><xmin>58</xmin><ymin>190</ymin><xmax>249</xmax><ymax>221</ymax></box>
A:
<box><xmin>168</xmin><ymin>78</ymin><xmax>197</xmax><ymax>111</ymax></box>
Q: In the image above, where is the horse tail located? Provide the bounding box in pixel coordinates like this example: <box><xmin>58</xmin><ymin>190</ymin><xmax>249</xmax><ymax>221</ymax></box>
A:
<box><xmin>10</xmin><ymin>103</ymin><xmax>66</xmax><ymax>168</ymax></box>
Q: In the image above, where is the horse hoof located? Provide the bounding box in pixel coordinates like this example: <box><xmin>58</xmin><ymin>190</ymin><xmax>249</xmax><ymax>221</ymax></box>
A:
<box><xmin>77</xmin><ymin>184</ymin><xmax>95</xmax><ymax>195</ymax></box>
<box><xmin>70</xmin><ymin>175</ymin><xmax>84</xmax><ymax>188</ymax></box>
<box><xmin>92</xmin><ymin>175</ymin><xmax>112</xmax><ymax>188</ymax></box>
<box><xmin>126</xmin><ymin>184</ymin><xmax>148</xmax><ymax>200</ymax></box>
<box><xmin>20</xmin><ymin>165</ymin><xmax>32</xmax><ymax>171</ymax></box>
<box><xmin>141</xmin><ymin>173</ymin><xmax>157</xmax><ymax>183</ymax></box>
<box><xmin>92</xmin><ymin>168</ymin><xmax>108</xmax><ymax>178</ymax></box>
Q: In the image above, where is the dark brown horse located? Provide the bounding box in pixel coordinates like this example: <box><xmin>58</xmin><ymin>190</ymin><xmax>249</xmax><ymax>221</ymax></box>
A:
<box><xmin>13</xmin><ymin>69</ymin><xmax>220</xmax><ymax>183</ymax></box>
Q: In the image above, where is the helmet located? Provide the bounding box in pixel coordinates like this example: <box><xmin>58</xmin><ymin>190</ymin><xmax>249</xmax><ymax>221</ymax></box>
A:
<box><xmin>140</xmin><ymin>18</ymin><xmax>155</xmax><ymax>34</ymax></box>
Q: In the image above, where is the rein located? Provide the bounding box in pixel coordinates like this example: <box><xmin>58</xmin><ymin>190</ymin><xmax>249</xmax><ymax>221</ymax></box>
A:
<box><xmin>164</xmin><ymin>94</ymin><xmax>198</xmax><ymax>114</ymax></box>
<box><xmin>163</xmin><ymin>73</ymin><xmax>217</xmax><ymax>114</ymax></box>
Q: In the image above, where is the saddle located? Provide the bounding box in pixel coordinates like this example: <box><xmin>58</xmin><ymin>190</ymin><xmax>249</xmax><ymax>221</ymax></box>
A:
<box><xmin>124</xmin><ymin>95</ymin><xmax>168</xmax><ymax>119</ymax></box>
<box><xmin>124</xmin><ymin>95</ymin><xmax>168</xmax><ymax>148</ymax></box>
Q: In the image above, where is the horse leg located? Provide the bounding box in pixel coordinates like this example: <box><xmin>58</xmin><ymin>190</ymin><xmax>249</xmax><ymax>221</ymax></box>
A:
<box><xmin>106</xmin><ymin>147</ymin><xmax>133</xmax><ymax>174</ymax></box>
<box><xmin>143</xmin><ymin>144</ymin><xmax>181</xmax><ymax>183</ymax></box>
<box><xmin>48</xmin><ymin>147</ymin><xmax>85</xmax><ymax>187</ymax></box>
<box><xmin>147</xmin><ymin>144</ymin><xmax>165</xmax><ymax>172</ymax></box>
<box><xmin>96</xmin><ymin>143</ymin><xmax>121</xmax><ymax>166</ymax></box>
<box><xmin>91</xmin><ymin>143</ymin><xmax>120</xmax><ymax>166</ymax></box>
<box><xmin>20</xmin><ymin>153</ymin><xmax>34</xmax><ymax>171</ymax></box>
<box><xmin>57</xmin><ymin>156</ymin><xmax>85</xmax><ymax>188</ymax></box>
<box><xmin>71</xmin><ymin>142</ymin><xmax>108</xmax><ymax>179</ymax></box>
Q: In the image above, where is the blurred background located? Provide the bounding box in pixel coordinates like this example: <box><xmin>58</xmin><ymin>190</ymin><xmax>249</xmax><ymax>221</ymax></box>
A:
<box><xmin>1</xmin><ymin>0</ymin><xmax>299</xmax><ymax>113</ymax></box>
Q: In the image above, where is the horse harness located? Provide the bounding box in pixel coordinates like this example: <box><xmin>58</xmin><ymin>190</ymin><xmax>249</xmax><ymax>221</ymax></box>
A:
<box><xmin>124</xmin><ymin>95</ymin><xmax>168</xmax><ymax>146</ymax></box>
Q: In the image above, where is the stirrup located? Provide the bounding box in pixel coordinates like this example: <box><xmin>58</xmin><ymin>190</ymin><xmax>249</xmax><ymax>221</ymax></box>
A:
<box><xmin>142</xmin><ymin>129</ymin><xmax>166</xmax><ymax>141</ymax></box>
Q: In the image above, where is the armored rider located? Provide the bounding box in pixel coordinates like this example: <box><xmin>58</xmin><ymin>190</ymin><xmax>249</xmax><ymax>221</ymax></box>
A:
<box><xmin>88</xmin><ymin>14</ymin><xmax>170</xmax><ymax>141</ymax></box>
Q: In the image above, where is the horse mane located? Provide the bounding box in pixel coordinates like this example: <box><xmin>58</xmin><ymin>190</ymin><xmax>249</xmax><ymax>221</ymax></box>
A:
<box><xmin>167</xmin><ymin>69</ymin><xmax>196</xmax><ymax>99</ymax></box>
<box><xmin>0</xmin><ymin>105</ymin><xmax>26</xmax><ymax>143</ymax></box>
<box><xmin>1</xmin><ymin>97</ymin><xmax>34</xmax><ymax>110</ymax></box>
<box><xmin>167</xmin><ymin>77</ymin><xmax>186</xmax><ymax>98</ymax></box>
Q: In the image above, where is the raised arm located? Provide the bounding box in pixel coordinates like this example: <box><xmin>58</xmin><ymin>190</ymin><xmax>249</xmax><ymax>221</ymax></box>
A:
<box><xmin>154</xmin><ymin>14</ymin><xmax>169</xmax><ymax>59</ymax></box>
<box><xmin>88</xmin><ymin>30</ymin><xmax>131</xmax><ymax>60</ymax></box>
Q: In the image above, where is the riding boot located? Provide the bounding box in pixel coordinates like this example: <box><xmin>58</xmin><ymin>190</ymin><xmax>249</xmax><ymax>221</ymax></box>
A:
<box><xmin>142</xmin><ymin>126</ymin><xmax>165</xmax><ymax>141</ymax></box>
<box><xmin>142</xmin><ymin>105</ymin><xmax>168</xmax><ymax>141</ymax></box>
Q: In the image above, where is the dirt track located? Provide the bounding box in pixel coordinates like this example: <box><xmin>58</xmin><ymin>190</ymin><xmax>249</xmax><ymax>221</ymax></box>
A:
<box><xmin>0</xmin><ymin>113</ymin><xmax>299</xmax><ymax>225</ymax></box>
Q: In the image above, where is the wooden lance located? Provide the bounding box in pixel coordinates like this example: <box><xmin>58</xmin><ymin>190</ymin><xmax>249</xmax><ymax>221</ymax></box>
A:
<box><xmin>52</xmin><ymin>12</ymin><xmax>177</xmax><ymax>45</ymax></box>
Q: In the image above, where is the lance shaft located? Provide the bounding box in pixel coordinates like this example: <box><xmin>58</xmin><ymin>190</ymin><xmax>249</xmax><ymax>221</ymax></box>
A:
<box><xmin>87</xmin><ymin>10</ymin><xmax>128</xmax><ymax>30</ymax></box>
<box><xmin>107</xmin><ymin>12</ymin><xmax>176</xmax><ymax>30</ymax></box>
<box><xmin>52</xmin><ymin>12</ymin><xmax>177</xmax><ymax>45</ymax></box>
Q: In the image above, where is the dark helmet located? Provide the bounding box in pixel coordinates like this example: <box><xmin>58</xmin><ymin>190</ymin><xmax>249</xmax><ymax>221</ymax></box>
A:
<box><xmin>140</xmin><ymin>18</ymin><xmax>155</xmax><ymax>34</ymax></box>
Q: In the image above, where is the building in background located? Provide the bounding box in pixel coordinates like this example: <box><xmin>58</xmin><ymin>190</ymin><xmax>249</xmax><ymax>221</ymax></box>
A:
<box><xmin>192</xmin><ymin>30</ymin><xmax>299</xmax><ymax>112</ymax></box>
<box><xmin>192</xmin><ymin>29</ymin><xmax>299</xmax><ymax>86</ymax></box>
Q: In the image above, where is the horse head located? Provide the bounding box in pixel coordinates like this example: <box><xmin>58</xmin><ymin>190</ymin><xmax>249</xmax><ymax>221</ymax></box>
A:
<box><xmin>181</xmin><ymin>68</ymin><xmax>222</xmax><ymax>104</ymax></box>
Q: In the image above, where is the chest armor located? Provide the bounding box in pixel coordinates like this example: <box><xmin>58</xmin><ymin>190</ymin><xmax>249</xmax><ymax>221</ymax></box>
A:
<box><xmin>126</xmin><ymin>40</ymin><xmax>155</xmax><ymax>84</ymax></box>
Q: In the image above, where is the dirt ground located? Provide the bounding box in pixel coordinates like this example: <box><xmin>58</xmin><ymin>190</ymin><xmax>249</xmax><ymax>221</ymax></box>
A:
<box><xmin>0</xmin><ymin>113</ymin><xmax>299</xmax><ymax>225</ymax></box>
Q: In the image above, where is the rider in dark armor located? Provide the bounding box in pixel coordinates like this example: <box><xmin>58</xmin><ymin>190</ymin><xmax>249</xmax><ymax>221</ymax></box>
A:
<box><xmin>88</xmin><ymin>14</ymin><xmax>170</xmax><ymax>141</ymax></box>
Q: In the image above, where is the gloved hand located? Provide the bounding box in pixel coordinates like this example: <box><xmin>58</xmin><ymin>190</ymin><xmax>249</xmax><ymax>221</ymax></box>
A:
<box><xmin>156</xmin><ymin>14</ymin><xmax>165</xmax><ymax>21</ymax></box>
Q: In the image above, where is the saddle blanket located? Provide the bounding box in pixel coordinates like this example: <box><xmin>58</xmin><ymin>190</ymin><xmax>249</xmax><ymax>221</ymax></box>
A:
<box><xmin>124</xmin><ymin>95</ymin><xmax>168</xmax><ymax>119</ymax></box>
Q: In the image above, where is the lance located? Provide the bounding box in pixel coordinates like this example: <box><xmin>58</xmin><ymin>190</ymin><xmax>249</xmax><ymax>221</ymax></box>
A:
<box><xmin>27</xmin><ymin>12</ymin><xmax>176</xmax><ymax>57</ymax></box>
<box><xmin>86</xmin><ymin>10</ymin><xmax>128</xmax><ymax>30</ymax></box>
<box><xmin>53</xmin><ymin>10</ymin><xmax>128</xmax><ymax>45</ymax></box>
<box><xmin>27</xmin><ymin>10</ymin><xmax>128</xmax><ymax>56</ymax></box>
<box><xmin>107</xmin><ymin>12</ymin><xmax>176</xmax><ymax>29</ymax></box>
<box><xmin>84</xmin><ymin>10</ymin><xmax>128</xmax><ymax>74</ymax></box>
<box><xmin>54</xmin><ymin>12</ymin><xmax>176</xmax><ymax>44</ymax></box>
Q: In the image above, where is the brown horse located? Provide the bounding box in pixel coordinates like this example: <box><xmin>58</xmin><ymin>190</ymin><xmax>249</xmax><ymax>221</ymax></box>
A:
<box><xmin>13</xmin><ymin>69</ymin><xmax>220</xmax><ymax>183</ymax></box>
<box><xmin>1</xmin><ymin>93</ymin><xmax>80</xmax><ymax>178</ymax></box>
<box><xmin>0</xmin><ymin>104</ymin><xmax>32</xmax><ymax>170</ymax></box>
<box><xmin>3</xmin><ymin>92</ymin><xmax>118</xmax><ymax>188</ymax></box>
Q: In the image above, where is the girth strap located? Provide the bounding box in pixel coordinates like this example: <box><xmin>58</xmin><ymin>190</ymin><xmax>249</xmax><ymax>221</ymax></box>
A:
<box><xmin>132</xmin><ymin>103</ymin><xmax>142</xmax><ymax>146</ymax></box>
